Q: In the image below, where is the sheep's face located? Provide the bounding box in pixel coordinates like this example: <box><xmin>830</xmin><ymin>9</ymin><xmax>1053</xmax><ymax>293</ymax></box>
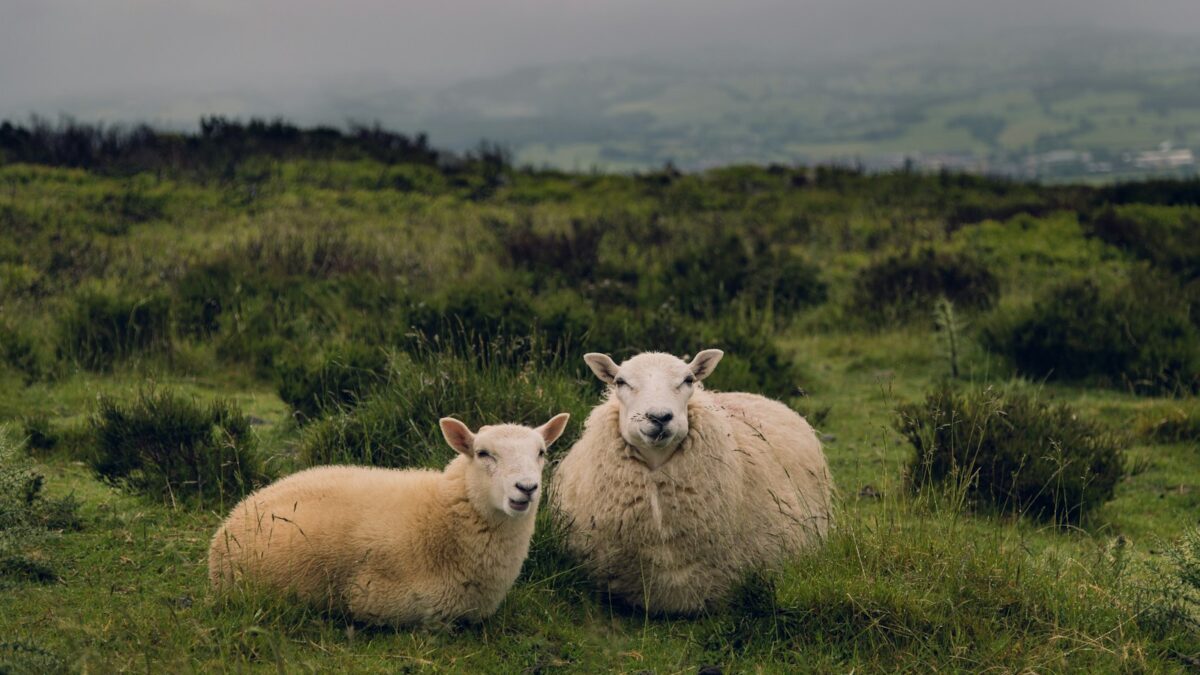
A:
<box><xmin>440</xmin><ymin>414</ymin><xmax>570</xmax><ymax>519</ymax></box>
<box><xmin>584</xmin><ymin>350</ymin><xmax>723</xmax><ymax>469</ymax></box>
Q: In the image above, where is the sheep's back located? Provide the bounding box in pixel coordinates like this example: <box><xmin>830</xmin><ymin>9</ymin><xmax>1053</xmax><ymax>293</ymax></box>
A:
<box><xmin>713</xmin><ymin>392</ymin><xmax>833</xmax><ymax>548</ymax></box>
<box><xmin>208</xmin><ymin>465</ymin><xmax>440</xmax><ymax>605</ymax></box>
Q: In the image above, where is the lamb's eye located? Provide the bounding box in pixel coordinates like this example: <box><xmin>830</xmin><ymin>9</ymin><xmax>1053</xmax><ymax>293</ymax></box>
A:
<box><xmin>682</xmin><ymin>375</ymin><xmax>696</xmax><ymax>387</ymax></box>
<box><xmin>475</xmin><ymin>449</ymin><xmax>492</xmax><ymax>460</ymax></box>
<box><xmin>538</xmin><ymin>448</ymin><xmax>546</xmax><ymax>458</ymax></box>
<box><xmin>614</xmin><ymin>377</ymin><xmax>629</xmax><ymax>388</ymax></box>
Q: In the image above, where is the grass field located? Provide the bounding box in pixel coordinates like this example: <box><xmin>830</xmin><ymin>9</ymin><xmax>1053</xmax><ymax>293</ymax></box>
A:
<box><xmin>1</xmin><ymin>126</ymin><xmax>1199</xmax><ymax>672</ymax></box>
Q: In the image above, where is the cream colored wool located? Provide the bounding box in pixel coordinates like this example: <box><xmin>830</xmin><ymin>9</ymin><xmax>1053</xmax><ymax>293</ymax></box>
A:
<box><xmin>209</xmin><ymin>415</ymin><xmax>568</xmax><ymax>627</ymax></box>
<box><xmin>552</xmin><ymin>352</ymin><xmax>831</xmax><ymax>614</ymax></box>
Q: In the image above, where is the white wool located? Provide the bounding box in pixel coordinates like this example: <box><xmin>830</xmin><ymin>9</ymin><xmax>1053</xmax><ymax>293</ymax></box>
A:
<box><xmin>209</xmin><ymin>414</ymin><xmax>569</xmax><ymax>627</ymax></box>
<box><xmin>552</xmin><ymin>351</ymin><xmax>832</xmax><ymax>614</ymax></box>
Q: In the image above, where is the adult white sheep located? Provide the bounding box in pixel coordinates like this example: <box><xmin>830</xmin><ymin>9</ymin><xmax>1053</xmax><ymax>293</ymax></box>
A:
<box><xmin>551</xmin><ymin>349</ymin><xmax>831</xmax><ymax>614</ymax></box>
<box><xmin>209</xmin><ymin>413</ymin><xmax>570</xmax><ymax>627</ymax></box>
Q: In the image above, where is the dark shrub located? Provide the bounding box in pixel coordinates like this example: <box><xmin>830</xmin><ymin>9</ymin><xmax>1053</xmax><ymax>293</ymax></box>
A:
<box><xmin>0</xmin><ymin>322</ymin><xmax>48</xmax><ymax>384</ymax></box>
<box><xmin>896</xmin><ymin>385</ymin><xmax>1124</xmax><ymax>522</ymax></box>
<box><xmin>983</xmin><ymin>275</ymin><xmax>1200</xmax><ymax>395</ymax></box>
<box><xmin>852</xmin><ymin>246</ymin><xmax>999</xmax><ymax>322</ymax></box>
<box><xmin>90</xmin><ymin>389</ymin><xmax>269</xmax><ymax>508</ymax></box>
<box><xmin>87</xmin><ymin>187</ymin><xmax>168</xmax><ymax>232</ymax></box>
<box><xmin>579</xmin><ymin>303</ymin><xmax>692</xmax><ymax>363</ymax></box>
<box><xmin>1085</xmin><ymin>205</ymin><xmax>1200</xmax><ymax>281</ymax></box>
<box><xmin>0</xmin><ymin>437</ymin><xmax>82</xmax><ymax>586</ymax></box>
<box><xmin>35</xmin><ymin>228</ymin><xmax>113</xmax><ymax>287</ymax></box>
<box><xmin>664</xmin><ymin>229</ymin><xmax>827</xmax><ymax>318</ymax></box>
<box><xmin>213</xmin><ymin>284</ymin><xmax>331</xmax><ymax>378</ymax></box>
<box><xmin>175</xmin><ymin>261</ymin><xmax>236</xmax><ymax>338</ymax></box>
<box><xmin>57</xmin><ymin>286</ymin><xmax>172</xmax><ymax>370</ymax></box>
<box><xmin>404</xmin><ymin>280</ymin><xmax>556</xmax><ymax>367</ymax></box>
<box><xmin>22</xmin><ymin>414</ymin><xmax>57</xmax><ymax>453</ymax></box>
<box><xmin>491</xmin><ymin>215</ymin><xmax>607</xmax><ymax>288</ymax></box>
<box><xmin>1098</xmin><ymin>178</ymin><xmax>1200</xmax><ymax>207</ymax></box>
<box><xmin>301</xmin><ymin>352</ymin><xmax>591</xmax><ymax>468</ymax></box>
<box><xmin>276</xmin><ymin>344</ymin><xmax>390</xmax><ymax>423</ymax></box>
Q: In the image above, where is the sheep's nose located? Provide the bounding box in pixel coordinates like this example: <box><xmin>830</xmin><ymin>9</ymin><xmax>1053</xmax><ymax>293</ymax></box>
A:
<box><xmin>646</xmin><ymin>410</ymin><xmax>673</xmax><ymax>425</ymax></box>
<box><xmin>515</xmin><ymin>481</ymin><xmax>538</xmax><ymax>495</ymax></box>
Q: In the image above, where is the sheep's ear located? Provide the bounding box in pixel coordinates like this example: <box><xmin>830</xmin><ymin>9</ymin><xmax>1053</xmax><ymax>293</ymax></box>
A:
<box><xmin>584</xmin><ymin>353</ymin><xmax>619</xmax><ymax>384</ymax></box>
<box><xmin>536</xmin><ymin>413</ymin><xmax>571</xmax><ymax>446</ymax></box>
<box><xmin>439</xmin><ymin>417</ymin><xmax>475</xmax><ymax>456</ymax></box>
<box><xmin>689</xmin><ymin>349</ymin><xmax>724</xmax><ymax>381</ymax></box>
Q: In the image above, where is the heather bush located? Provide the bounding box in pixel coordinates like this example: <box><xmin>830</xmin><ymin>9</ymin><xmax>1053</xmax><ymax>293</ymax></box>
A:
<box><xmin>0</xmin><ymin>436</ymin><xmax>81</xmax><ymax>586</ymax></box>
<box><xmin>1085</xmin><ymin>205</ymin><xmax>1200</xmax><ymax>281</ymax></box>
<box><xmin>301</xmin><ymin>351</ymin><xmax>591</xmax><ymax>468</ymax></box>
<box><xmin>276</xmin><ymin>344</ymin><xmax>390</xmax><ymax>423</ymax></box>
<box><xmin>56</xmin><ymin>285</ymin><xmax>172</xmax><ymax>370</ymax></box>
<box><xmin>852</xmin><ymin>246</ymin><xmax>999</xmax><ymax>322</ymax></box>
<box><xmin>983</xmin><ymin>275</ymin><xmax>1200</xmax><ymax>395</ymax></box>
<box><xmin>0</xmin><ymin>322</ymin><xmax>50</xmax><ymax>384</ymax></box>
<box><xmin>90</xmin><ymin>390</ymin><xmax>269</xmax><ymax>508</ymax></box>
<box><xmin>896</xmin><ymin>385</ymin><xmax>1124</xmax><ymax>522</ymax></box>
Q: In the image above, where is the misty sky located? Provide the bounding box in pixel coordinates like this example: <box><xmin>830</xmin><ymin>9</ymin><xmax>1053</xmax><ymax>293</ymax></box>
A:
<box><xmin>3</xmin><ymin>0</ymin><xmax>1200</xmax><ymax>118</ymax></box>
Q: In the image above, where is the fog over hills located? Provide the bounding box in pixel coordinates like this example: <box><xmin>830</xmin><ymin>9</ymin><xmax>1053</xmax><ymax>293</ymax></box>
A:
<box><xmin>3</xmin><ymin>1</ymin><xmax>1200</xmax><ymax>176</ymax></box>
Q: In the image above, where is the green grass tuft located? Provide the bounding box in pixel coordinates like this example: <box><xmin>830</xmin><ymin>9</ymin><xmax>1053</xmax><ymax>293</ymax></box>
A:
<box><xmin>89</xmin><ymin>389</ymin><xmax>271</xmax><ymax>509</ymax></box>
<box><xmin>896</xmin><ymin>384</ymin><xmax>1125</xmax><ymax>522</ymax></box>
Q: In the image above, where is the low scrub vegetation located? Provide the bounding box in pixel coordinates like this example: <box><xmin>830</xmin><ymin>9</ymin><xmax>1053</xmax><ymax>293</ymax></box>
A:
<box><xmin>0</xmin><ymin>322</ymin><xmax>51</xmax><ymax>384</ymax></box>
<box><xmin>56</xmin><ymin>285</ymin><xmax>172</xmax><ymax>371</ymax></box>
<box><xmin>983</xmin><ymin>274</ymin><xmax>1200</xmax><ymax>395</ymax></box>
<box><xmin>852</xmin><ymin>246</ymin><xmax>999</xmax><ymax>323</ymax></box>
<box><xmin>1</xmin><ymin>120</ymin><xmax>1199</xmax><ymax>670</ymax></box>
<box><xmin>301</xmin><ymin>350</ymin><xmax>592</xmax><ymax>468</ymax></box>
<box><xmin>90</xmin><ymin>390</ymin><xmax>270</xmax><ymax>508</ymax></box>
<box><xmin>896</xmin><ymin>385</ymin><xmax>1125</xmax><ymax>522</ymax></box>
<box><xmin>1086</xmin><ymin>205</ymin><xmax>1200</xmax><ymax>282</ymax></box>
<box><xmin>276</xmin><ymin>344</ymin><xmax>390</xmax><ymax>423</ymax></box>
<box><xmin>0</xmin><ymin>436</ymin><xmax>81</xmax><ymax>586</ymax></box>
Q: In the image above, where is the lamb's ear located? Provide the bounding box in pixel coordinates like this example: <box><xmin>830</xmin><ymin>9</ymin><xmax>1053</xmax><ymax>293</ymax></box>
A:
<box><xmin>584</xmin><ymin>353</ymin><xmax>619</xmax><ymax>384</ymax></box>
<box><xmin>688</xmin><ymin>349</ymin><xmax>724</xmax><ymax>381</ymax></box>
<box><xmin>439</xmin><ymin>417</ymin><xmax>475</xmax><ymax>456</ymax></box>
<box><xmin>536</xmin><ymin>412</ymin><xmax>571</xmax><ymax>446</ymax></box>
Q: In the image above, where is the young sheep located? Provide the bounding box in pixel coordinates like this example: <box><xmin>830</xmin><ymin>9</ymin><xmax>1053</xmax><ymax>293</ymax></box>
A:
<box><xmin>551</xmin><ymin>350</ymin><xmax>831</xmax><ymax>614</ymax></box>
<box><xmin>208</xmin><ymin>413</ymin><xmax>570</xmax><ymax>627</ymax></box>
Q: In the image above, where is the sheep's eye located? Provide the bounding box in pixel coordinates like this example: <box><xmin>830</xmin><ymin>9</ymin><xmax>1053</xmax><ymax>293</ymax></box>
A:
<box><xmin>682</xmin><ymin>375</ymin><xmax>696</xmax><ymax>386</ymax></box>
<box><xmin>614</xmin><ymin>377</ymin><xmax>629</xmax><ymax>388</ymax></box>
<box><xmin>538</xmin><ymin>448</ymin><xmax>546</xmax><ymax>458</ymax></box>
<box><xmin>475</xmin><ymin>449</ymin><xmax>492</xmax><ymax>459</ymax></box>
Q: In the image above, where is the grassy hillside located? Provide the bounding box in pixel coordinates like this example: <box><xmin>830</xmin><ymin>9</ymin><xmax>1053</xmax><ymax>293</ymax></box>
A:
<box><xmin>1</xmin><ymin>122</ymin><xmax>1199</xmax><ymax>672</ymax></box>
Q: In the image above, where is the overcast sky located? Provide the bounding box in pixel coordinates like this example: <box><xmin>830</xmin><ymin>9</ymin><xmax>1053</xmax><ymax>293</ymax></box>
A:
<box><xmin>3</xmin><ymin>0</ymin><xmax>1199</xmax><ymax>117</ymax></box>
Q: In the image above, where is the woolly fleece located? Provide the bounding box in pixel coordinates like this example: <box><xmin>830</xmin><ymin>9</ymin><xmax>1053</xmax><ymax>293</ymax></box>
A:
<box><xmin>209</xmin><ymin>441</ymin><xmax>540</xmax><ymax>626</ymax></box>
<box><xmin>552</xmin><ymin>389</ymin><xmax>832</xmax><ymax>614</ymax></box>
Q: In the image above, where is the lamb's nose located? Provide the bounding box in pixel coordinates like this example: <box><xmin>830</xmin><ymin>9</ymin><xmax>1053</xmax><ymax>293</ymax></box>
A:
<box><xmin>515</xmin><ymin>481</ymin><xmax>538</xmax><ymax>495</ymax></box>
<box><xmin>646</xmin><ymin>410</ymin><xmax>673</xmax><ymax>425</ymax></box>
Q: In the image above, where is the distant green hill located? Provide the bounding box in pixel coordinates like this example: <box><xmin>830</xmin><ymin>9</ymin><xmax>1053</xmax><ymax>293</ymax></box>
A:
<box><xmin>347</xmin><ymin>29</ymin><xmax>1200</xmax><ymax>175</ymax></box>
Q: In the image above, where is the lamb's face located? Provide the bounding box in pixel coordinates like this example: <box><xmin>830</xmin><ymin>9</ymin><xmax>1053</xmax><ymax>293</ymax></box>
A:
<box><xmin>440</xmin><ymin>414</ymin><xmax>570</xmax><ymax>519</ymax></box>
<box><xmin>584</xmin><ymin>349</ymin><xmax>723</xmax><ymax>469</ymax></box>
